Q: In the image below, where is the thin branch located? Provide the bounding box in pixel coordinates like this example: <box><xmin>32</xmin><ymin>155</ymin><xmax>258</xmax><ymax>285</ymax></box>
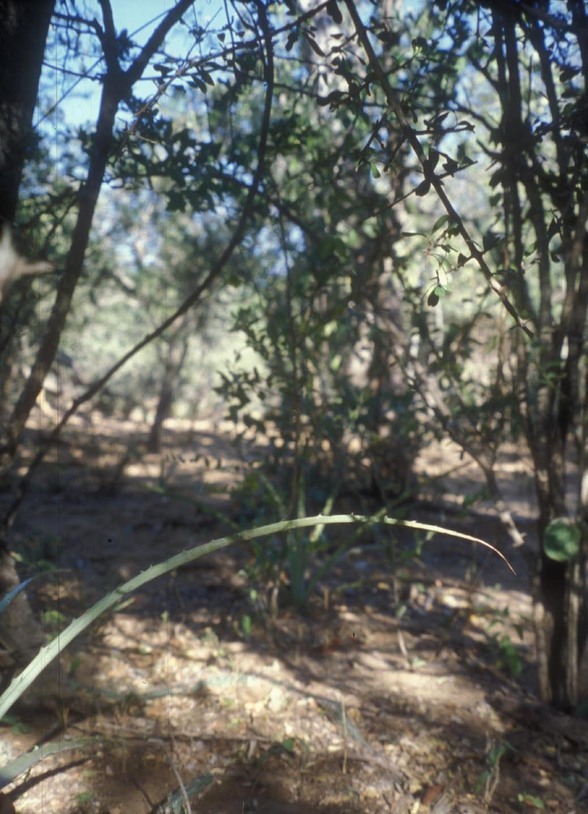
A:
<box><xmin>1</xmin><ymin>0</ymin><xmax>275</xmax><ymax>529</ymax></box>
<box><xmin>343</xmin><ymin>0</ymin><xmax>533</xmax><ymax>338</ymax></box>
<box><xmin>1</xmin><ymin>0</ymin><xmax>198</xmax><ymax>471</ymax></box>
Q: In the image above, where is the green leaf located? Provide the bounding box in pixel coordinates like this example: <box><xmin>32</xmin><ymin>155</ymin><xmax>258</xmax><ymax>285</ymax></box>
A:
<box><xmin>517</xmin><ymin>793</ymin><xmax>544</xmax><ymax>809</ymax></box>
<box><xmin>153</xmin><ymin>63</ymin><xmax>171</xmax><ymax>77</ymax></box>
<box><xmin>482</xmin><ymin>232</ymin><xmax>499</xmax><ymax>252</ymax></box>
<box><xmin>0</xmin><ymin>513</ymin><xmax>513</xmax><ymax>722</ymax></box>
<box><xmin>302</xmin><ymin>31</ymin><xmax>325</xmax><ymax>57</ymax></box>
<box><xmin>432</xmin><ymin>214</ymin><xmax>449</xmax><ymax>233</ymax></box>
<box><xmin>285</xmin><ymin>29</ymin><xmax>299</xmax><ymax>51</ymax></box>
<box><xmin>317</xmin><ymin>90</ymin><xmax>345</xmax><ymax>107</ymax></box>
<box><xmin>200</xmin><ymin>69</ymin><xmax>215</xmax><ymax>86</ymax></box>
<box><xmin>442</xmin><ymin>157</ymin><xmax>459</xmax><ymax>175</ymax></box>
<box><xmin>189</xmin><ymin>75</ymin><xmax>207</xmax><ymax>94</ymax></box>
<box><xmin>325</xmin><ymin>0</ymin><xmax>343</xmax><ymax>24</ymax></box>
<box><xmin>544</xmin><ymin>518</ymin><xmax>582</xmax><ymax>562</ymax></box>
<box><xmin>415</xmin><ymin>179</ymin><xmax>430</xmax><ymax>197</ymax></box>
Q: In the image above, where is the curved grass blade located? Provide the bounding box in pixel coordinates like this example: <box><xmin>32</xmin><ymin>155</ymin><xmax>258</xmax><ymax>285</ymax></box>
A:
<box><xmin>0</xmin><ymin>737</ymin><xmax>101</xmax><ymax>790</ymax></box>
<box><xmin>0</xmin><ymin>578</ymin><xmax>35</xmax><ymax>617</ymax></box>
<box><xmin>0</xmin><ymin>514</ymin><xmax>513</xmax><ymax>721</ymax></box>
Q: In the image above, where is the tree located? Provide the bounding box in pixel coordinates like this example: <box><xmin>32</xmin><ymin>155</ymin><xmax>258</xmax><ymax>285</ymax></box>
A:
<box><xmin>458</xmin><ymin>0</ymin><xmax>588</xmax><ymax>710</ymax></box>
<box><xmin>0</xmin><ymin>0</ymin><xmax>253</xmax><ymax>683</ymax></box>
<box><xmin>0</xmin><ymin>0</ymin><xmax>321</xmax><ymax>683</ymax></box>
<box><xmin>0</xmin><ymin>0</ymin><xmax>55</xmax><ymax>224</ymax></box>
<box><xmin>1</xmin><ymin>0</ymin><xmax>586</xmax><ymax>710</ymax></box>
<box><xmin>336</xmin><ymin>0</ymin><xmax>588</xmax><ymax>708</ymax></box>
<box><xmin>0</xmin><ymin>0</ymin><xmax>56</xmax><ymax>685</ymax></box>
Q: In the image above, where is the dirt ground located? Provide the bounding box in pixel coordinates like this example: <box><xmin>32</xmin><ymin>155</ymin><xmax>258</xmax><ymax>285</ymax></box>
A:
<box><xmin>0</xmin><ymin>416</ymin><xmax>587</xmax><ymax>813</ymax></box>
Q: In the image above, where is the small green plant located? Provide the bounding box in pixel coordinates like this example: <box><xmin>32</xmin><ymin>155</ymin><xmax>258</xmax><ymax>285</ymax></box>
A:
<box><xmin>1</xmin><ymin>715</ymin><xmax>31</xmax><ymax>734</ymax></box>
<box><xmin>517</xmin><ymin>792</ymin><xmax>545</xmax><ymax>809</ymax></box>
<box><xmin>475</xmin><ymin>738</ymin><xmax>513</xmax><ymax>806</ymax></box>
<box><xmin>485</xmin><ymin>606</ymin><xmax>525</xmax><ymax>678</ymax></box>
<box><xmin>42</xmin><ymin>608</ymin><xmax>68</xmax><ymax>636</ymax></box>
<box><xmin>232</xmin><ymin>468</ymin><xmax>349</xmax><ymax>611</ymax></box>
<box><xmin>76</xmin><ymin>790</ymin><xmax>97</xmax><ymax>808</ymax></box>
<box><xmin>241</xmin><ymin>612</ymin><xmax>253</xmax><ymax>637</ymax></box>
<box><xmin>282</xmin><ymin>525</ymin><xmax>349</xmax><ymax>609</ymax></box>
<box><xmin>0</xmin><ymin>514</ymin><xmax>512</xmax><ymax>722</ymax></box>
<box><xmin>492</xmin><ymin>634</ymin><xmax>524</xmax><ymax>678</ymax></box>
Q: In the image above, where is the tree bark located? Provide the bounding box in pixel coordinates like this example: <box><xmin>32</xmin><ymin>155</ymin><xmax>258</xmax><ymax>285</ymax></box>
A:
<box><xmin>0</xmin><ymin>0</ymin><xmax>55</xmax><ymax>224</ymax></box>
<box><xmin>147</xmin><ymin>335</ymin><xmax>188</xmax><ymax>454</ymax></box>
<box><xmin>0</xmin><ymin>0</ymin><xmax>54</xmax><ymax>694</ymax></box>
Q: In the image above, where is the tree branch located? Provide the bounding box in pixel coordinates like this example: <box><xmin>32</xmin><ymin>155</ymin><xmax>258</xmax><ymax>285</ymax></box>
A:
<box><xmin>1</xmin><ymin>0</ymin><xmax>275</xmax><ymax>529</ymax></box>
<box><xmin>1</xmin><ymin>1</ymin><xmax>198</xmax><ymax>474</ymax></box>
<box><xmin>343</xmin><ymin>0</ymin><xmax>533</xmax><ymax>338</ymax></box>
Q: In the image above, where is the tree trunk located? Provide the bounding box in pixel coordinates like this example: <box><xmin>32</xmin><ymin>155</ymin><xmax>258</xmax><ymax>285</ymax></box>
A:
<box><xmin>0</xmin><ymin>0</ymin><xmax>54</xmax><ymax>693</ymax></box>
<box><xmin>536</xmin><ymin>540</ymin><xmax>588</xmax><ymax>710</ymax></box>
<box><xmin>147</xmin><ymin>379</ymin><xmax>174</xmax><ymax>454</ymax></box>
<box><xmin>0</xmin><ymin>0</ymin><xmax>55</xmax><ymax>224</ymax></box>
<box><xmin>532</xmin><ymin>430</ymin><xmax>588</xmax><ymax>710</ymax></box>
<box><xmin>0</xmin><ymin>541</ymin><xmax>45</xmax><ymax>692</ymax></box>
<box><xmin>147</xmin><ymin>336</ymin><xmax>189</xmax><ymax>453</ymax></box>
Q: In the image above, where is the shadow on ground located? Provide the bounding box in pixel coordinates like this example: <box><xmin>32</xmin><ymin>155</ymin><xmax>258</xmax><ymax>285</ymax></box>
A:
<box><xmin>0</xmin><ymin>418</ymin><xmax>586</xmax><ymax>813</ymax></box>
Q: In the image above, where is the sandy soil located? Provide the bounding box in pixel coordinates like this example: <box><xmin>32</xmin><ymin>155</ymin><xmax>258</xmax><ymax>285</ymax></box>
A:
<box><xmin>0</xmin><ymin>417</ymin><xmax>586</xmax><ymax>814</ymax></box>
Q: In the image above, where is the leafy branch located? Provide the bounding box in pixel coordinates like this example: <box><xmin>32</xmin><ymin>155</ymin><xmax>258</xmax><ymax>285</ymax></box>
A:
<box><xmin>342</xmin><ymin>0</ymin><xmax>533</xmax><ymax>338</ymax></box>
<box><xmin>1</xmin><ymin>0</ymin><xmax>276</xmax><ymax>531</ymax></box>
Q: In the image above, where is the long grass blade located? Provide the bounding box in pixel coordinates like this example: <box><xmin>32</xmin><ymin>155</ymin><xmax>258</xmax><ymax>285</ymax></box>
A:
<box><xmin>0</xmin><ymin>514</ymin><xmax>513</xmax><ymax>721</ymax></box>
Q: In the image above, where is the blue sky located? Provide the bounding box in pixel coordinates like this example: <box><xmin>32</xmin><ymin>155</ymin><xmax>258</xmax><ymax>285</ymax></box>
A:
<box><xmin>108</xmin><ymin>0</ymin><xmax>223</xmax><ymax>45</ymax></box>
<box><xmin>41</xmin><ymin>1</ymin><xmax>225</xmax><ymax>128</ymax></box>
<box><xmin>42</xmin><ymin>1</ymin><xmax>422</xmax><ymax>129</ymax></box>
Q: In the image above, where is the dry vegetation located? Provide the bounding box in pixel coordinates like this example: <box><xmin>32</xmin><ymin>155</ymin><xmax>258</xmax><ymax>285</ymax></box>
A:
<box><xmin>0</xmin><ymin>416</ymin><xmax>586</xmax><ymax>814</ymax></box>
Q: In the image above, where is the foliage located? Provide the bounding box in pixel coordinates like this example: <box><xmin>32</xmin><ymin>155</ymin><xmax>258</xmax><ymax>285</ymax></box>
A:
<box><xmin>487</xmin><ymin>626</ymin><xmax>525</xmax><ymax>680</ymax></box>
<box><xmin>387</xmin><ymin>0</ymin><xmax>588</xmax><ymax>710</ymax></box>
<box><xmin>475</xmin><ymin>739</ymin><xmax>513</xmax><ymax>806</ymax></box>
<box><xmin>543</xmin><ymin>517</ymin><xmax>584</xmax><ymax>563</ymax></box>
<box><xmin>210</xmin><ymin>4</ymin><xmax>424</xmax><ymax>607</ymax></box>
<box><xmin>296</xmin><ymin>0</ymin><xmax>588</xmax><ymax>710</ymax></box>
<box><xmin>0</xmin><ymin>0</ymin><xmax>585</xmax><ymax>712</ymax></box>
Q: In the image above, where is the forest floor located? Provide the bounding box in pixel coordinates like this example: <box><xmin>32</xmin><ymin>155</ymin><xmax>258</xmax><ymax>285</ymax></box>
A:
<box><xmin>0</xmin><ymin>415</ymin><xmax>587</xmax><ymax>814</ymax></box>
